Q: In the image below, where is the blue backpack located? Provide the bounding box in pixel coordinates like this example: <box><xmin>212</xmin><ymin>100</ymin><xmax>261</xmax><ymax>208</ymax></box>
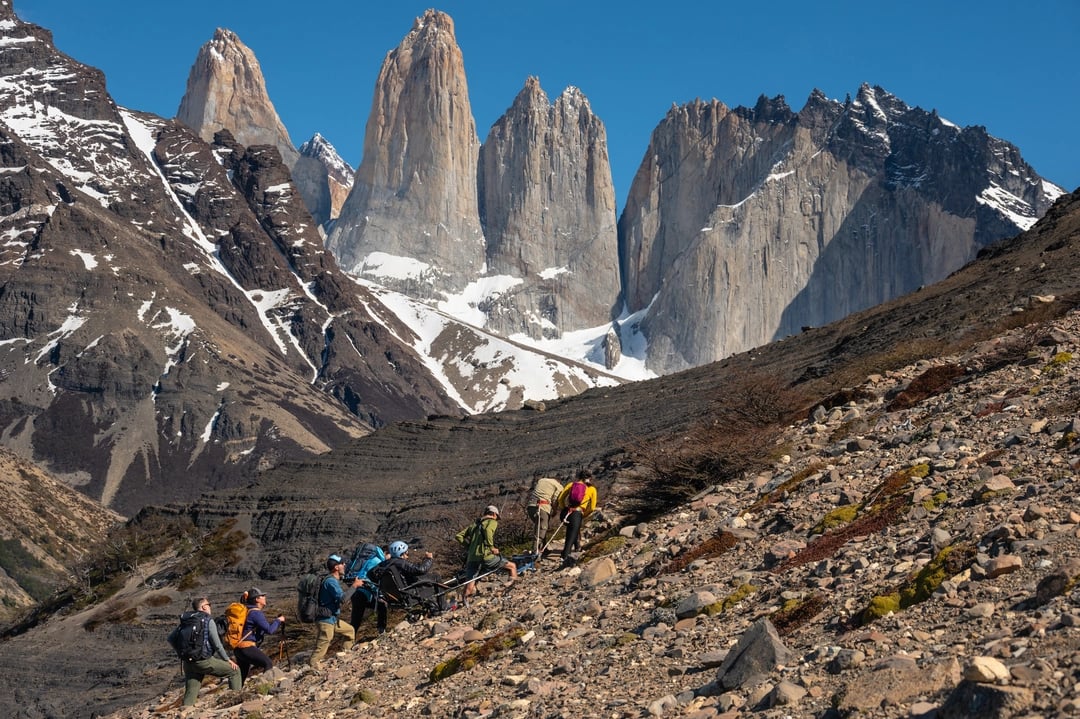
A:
<box><xmin>345</xmin><ymin>542</ymin><xmax>386</xmax><ymax>583</ymax></box>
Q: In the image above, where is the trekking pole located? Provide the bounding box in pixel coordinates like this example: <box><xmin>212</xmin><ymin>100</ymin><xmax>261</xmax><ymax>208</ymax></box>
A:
<box><xmin>277</xmin><ymin>621</ymin><xmax>292</xmax><ymax>669</ymax></box>
<box><xmin>538</xmin><ymin>512</ymin><xmax>571</xmax><ymax>556</ymax></box>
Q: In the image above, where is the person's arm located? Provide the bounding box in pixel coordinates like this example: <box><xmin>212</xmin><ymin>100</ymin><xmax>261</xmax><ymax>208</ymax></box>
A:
<box><xmin>206</xmin><ymin>616</ymin><xmax>232</xmax><ymax>662</ymax></box>
<box><xmin>556</xmin><ymin>483</ymin><xmax>571</xmax><ymax>510</ymax></box>
<box><xmin>582</xmin><ymin>487</ymin><xmax>598</xmax><ymax>516</ymax></box>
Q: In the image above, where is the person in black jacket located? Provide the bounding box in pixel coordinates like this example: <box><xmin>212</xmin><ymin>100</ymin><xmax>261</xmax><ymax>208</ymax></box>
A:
<box><xmin>233</xmin><ymin>587</ymin><xmax>285</xmax><ymax>684</ymax></box>
<box><xmin>380</xmin><ymin>541</ymin><xmax>449</xmax><ymax>613</ymax></box>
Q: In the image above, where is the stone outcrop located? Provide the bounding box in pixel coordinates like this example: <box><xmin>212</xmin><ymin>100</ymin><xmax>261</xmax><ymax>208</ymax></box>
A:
<box><xmin>477</xmin><ymin>77</ymin><xmax>620</xmax><ymax>337</ymax></box>
<box><xmin>619</xmin><ymin>84</ymin><xmax>1066</xmax><ymax>373</ymax></box>
<box><xmin>176</xmin><ymin>28</ymin><xmax>299</xmax><ymax>168</ymax></box>
<box><xmin>291</xmin><ymin>133</ymin><xmax>354</xmax><ymax>228</ymax></box>
<box><xmin>327</xmin><ymin>9</ymin><xmax>484</xmax><ymax>296</ymax></box>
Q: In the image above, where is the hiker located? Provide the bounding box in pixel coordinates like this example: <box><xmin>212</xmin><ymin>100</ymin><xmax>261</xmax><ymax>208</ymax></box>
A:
<box><xmin>167</xmin><ymin>597</ymin><xmax>241</xmax><ymax>706</ymax></box>
<box><xmin>557</xmin><ymin>469</ymin><xmax>598</xmax><ymax>567</ymax></box>
<box><xmin>527</xmin><ymin>474</ymin><xmax>564</xmax><ymax>554</ymax></box>
<box><xmin>380</xmin><ymin>540</ymin><xmax>451</xmax><ymax>612</ymax></box>
<box><xmin>233</xmin><ymin>587</ymin><xmax>285</xmax><ymax>684</ymax></box>
<box><xmin>350</xmin><ymin>546</ymin><xmax>388</xmax><ymax>636</ymax></box>
<box><xmin>456</xmin><ymin>505</ymin><xmax>517</xmax><ymax>600</ymax></box>
<box><xmin>309</xmin><ymin>553</ymin><xmax>363</xmax><ymax>667</ymax></box>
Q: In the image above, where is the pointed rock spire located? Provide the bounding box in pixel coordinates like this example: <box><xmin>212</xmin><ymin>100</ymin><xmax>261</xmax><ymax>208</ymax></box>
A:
<box><xmin>478</xmin><ymin>77</ymin><xmax>619</xmax><ymax>336</ymax></box>
<box><xmin>176</xmin><ymin>28</ymin><xmax>298</xmax><ymax>168</ymax></box>
<box><xmin>327</xmin><ymin>9</ymin><xmax>484</xmax><ymax>296</ymax></box>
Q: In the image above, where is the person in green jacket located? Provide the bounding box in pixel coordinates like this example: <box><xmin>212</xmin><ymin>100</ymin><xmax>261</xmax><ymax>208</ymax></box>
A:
<box><xmin>456</xmin><ymin>505</ymin><xmax>517</xmax><ymax>600</ymax></box>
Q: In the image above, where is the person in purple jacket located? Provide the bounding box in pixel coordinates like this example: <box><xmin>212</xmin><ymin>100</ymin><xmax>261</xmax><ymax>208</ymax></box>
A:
<box><xmin>233</xmin><ymin>587</ymin><xmax>285</xmax><ymax>684</ymax></box>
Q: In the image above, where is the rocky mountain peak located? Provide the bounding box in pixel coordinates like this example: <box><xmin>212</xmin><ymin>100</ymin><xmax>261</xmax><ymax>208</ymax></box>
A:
<box><xmin>326</xmin><ymin>5</ymin><xmax>484</xmax><ymax>297</ymax></box>
<box><xmin>292</xmin><ymin>132</ymin><xmax>354</xmax><ymax>227</ymax></box>
<box><xmin>620</xmin><ymin>83</ymin><xmax>1065</xmax><ymax>374</ymax></box>
<box><xmin>478</xmin><ymin>76</ymin><xmax>620</xmax><ymax>338</ymax></box>
<box><xmin>176</xmin><ymin>27</ymin><xmax>299</xmax><ymax>168</ymax></box>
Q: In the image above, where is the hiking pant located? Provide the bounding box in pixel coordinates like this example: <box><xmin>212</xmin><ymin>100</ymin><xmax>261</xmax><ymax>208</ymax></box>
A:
<box><xmin>181</xmin><ymin>656</ymin><xmax>241</xmax><ymax>705</ymax></box>
<box><xmin>351</xmin><ymin>591</ymin><xmax>387</xmax><ymax>634</ymax></box>
<box><xmin>234</xmin><ymin>645</ymin><xmax>273</xmax><ymax>684</ymax></box>
<box><xmin>562</xmin><ymin>508</ymin><xmax>583</xmax><ymax>563</ymax></box>
<box><xmin>310</xmin><ymin>617</ymin><xmax>355</xmax><ymax>666</ymax></box>
<box><xmin>528</xmin><ymin>503</ymin><xmax>553</xmax><ymax>553</ymax></box>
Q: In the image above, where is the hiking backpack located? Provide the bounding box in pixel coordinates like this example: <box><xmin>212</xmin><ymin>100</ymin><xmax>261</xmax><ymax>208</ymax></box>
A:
<box><xmin>567</xmin><ymin>480</ymin><xmax>588</xmax><ymax>508</ymax></box>
<box><xmin>344</xmin><ymin>542</ymin><xmax>386</xmax><ymax>583</ymax></box>
<box><xmin>218</xmin><ymin>601</ymin><xmax>250</xmax><ymax>649</ymax></box>
<box><xmin>168</xmin><ymin>611</ymin><xmax>213</xmax><ymax>661</ymax></box>
<box><xmin>296</xmin><ymin>573</ymin><xmax>323</xmax><ymax>623</ymax></box>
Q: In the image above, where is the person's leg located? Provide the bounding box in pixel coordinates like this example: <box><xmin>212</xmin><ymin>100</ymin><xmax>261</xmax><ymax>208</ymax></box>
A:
<box><xmin>310</xmin><ymin>621</ymin><xmax>334</xmax><ymax>666</ymax></box>
<box><xmin>538</xmin><ymin>508</ymin><xmax>551</xmax><ymax>552</ymax></box>
<box><xmin>376</xmin><ymin>597</ymin><xmax>388</xmax><ymax>632</ymax></box>
<box><xmin>562</xmin><ymin>510</ymin><xmax>582</xmax><ymax>564</ymax></box>
<box><xmin>234</xmin><ymin>647</ymin><xmax>253</xmax><ymax>684</ymax></box>
<box><xmin>351</xmin><ymin>591</ymin><xmax>369</xmax><ymax>630</ymax></box>
<box><xmin>336</xmin><ymin>618</ymin><xmax>357</xmax><ymax>648</ymax></box>
<box><xmin>239</xmin><ymin>646</ymin><xmax>273</xmax><ymax>680</ymax></box>
<box><xmin>203</xmin><ymin>656</ymin><xmax>242</xmax><ymax>691</ymax></box>
<box><xmin>181</xmin><ymin>661</ymin><xmax>203</xmax><ymax>706</ymax></box>
<box><xmin>505</xmin><ymin>560</ymin><xmax>517</xmax><ymax>579</ymax></box>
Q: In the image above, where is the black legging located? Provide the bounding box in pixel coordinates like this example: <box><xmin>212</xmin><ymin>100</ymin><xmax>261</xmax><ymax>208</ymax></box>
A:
<box><xmin>562</xmin><ymin>508</ymin><xmax>583</xmax><ymax>562</ymax></box>
<box><xmin>351</xmin><ymin>589</ymin><xmax>387</xmax><ymax>633</ymax></box>
<box><xmin>234</xmin><ymin>645</ymin><xmax>273</xmax><ymax>684</ymax></box>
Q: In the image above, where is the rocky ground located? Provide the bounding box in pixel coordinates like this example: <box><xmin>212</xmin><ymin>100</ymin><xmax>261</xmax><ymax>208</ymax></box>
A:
<box><xmin>100</xmin><ymin>308</ymin><xmax>1080</xmax><ymax>718</ymax></box>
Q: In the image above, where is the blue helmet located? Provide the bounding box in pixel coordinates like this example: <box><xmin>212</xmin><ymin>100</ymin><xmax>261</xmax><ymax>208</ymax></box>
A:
<box><xmin>389</xmin><ymin>541</ymin><xmax>409</xmax><ymax>558</ymax></box>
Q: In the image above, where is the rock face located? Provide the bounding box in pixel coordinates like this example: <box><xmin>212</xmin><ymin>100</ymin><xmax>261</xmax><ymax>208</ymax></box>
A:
<box><xmin>619</xmin><ymin>85</ymin><xmax>1066</xmax><ymax>373</ymax></box>
<box><xmin>176</xmin><ymin>30</ymin><xmax>355</xmax><ymax>230</ymax></box>
<box><xmin>0</xmin><ymin>8</ymin><xmax>468</xmax><ymax>514</ymax></box>
<box><xmin>291</xmin><ymin>133</ymin><xmax>354</xmax><ymax>227</ymax></box>
<box><xmin>176</xmin><ymin>28</ymin><xmax>299</xmax><ymax>169</ymax></box>
<box><xmin>327</xmin><ymin>10</ymin><xmax>484</xmax><ymax>297</ymax></box>
<box><xmin>478</xmin><ymin>77</ymin><xmax>620</xmax><ymax>337</ymax></box>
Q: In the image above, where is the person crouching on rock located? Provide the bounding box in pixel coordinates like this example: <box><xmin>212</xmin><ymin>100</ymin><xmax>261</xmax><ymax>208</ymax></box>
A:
<box><xmin>456</xmin><ymin>505</ymin><xmax>517</xmax><ymax>601</ymax></box>
<box><xmin>234</xmin><ymin>587</ymin><xmax>285</xmax><ymax>684</ymax></box>
<box><xmin>309</xmin><ymin>553</ymin><xmax>362</xmax><ymax>668</ymax></box>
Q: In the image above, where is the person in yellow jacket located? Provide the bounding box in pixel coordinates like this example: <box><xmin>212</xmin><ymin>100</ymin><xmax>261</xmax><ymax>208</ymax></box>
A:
<box><xmin>556</xmin><ymin>470</ymin><xmax>598</xmax><ymax>567</ymax></box>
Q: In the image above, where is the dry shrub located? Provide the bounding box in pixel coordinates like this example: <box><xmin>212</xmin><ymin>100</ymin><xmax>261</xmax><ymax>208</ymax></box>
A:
<box><xmin>626</xmin><ymin>372</ymin><xmax>809</xmax><ymax>520</ymax></box>
<box><xmin>772</xmin><ymin>593</ymin><xmax>828</xmax><ymax>636</ymax></box>
<box><xmin>774</xmin><ymin>495</ymin><xmax>907</xmax><ymax>574</ymax></box>
<box><xmin>885</xmin><ymin>363</ymin><xmax>965</xmax><ymax>411</ymax></box>
<box><xmin>661</xmin><ymin>531</ymin><xmax>739</xmax><ymax>575</ymax></box>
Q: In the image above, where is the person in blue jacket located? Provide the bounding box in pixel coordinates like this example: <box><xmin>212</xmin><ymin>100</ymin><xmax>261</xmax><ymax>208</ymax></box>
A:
<box><xmin>309</xmin><ymin>553</ymin><xmax>362</xmax><ymax>668</ymax></box>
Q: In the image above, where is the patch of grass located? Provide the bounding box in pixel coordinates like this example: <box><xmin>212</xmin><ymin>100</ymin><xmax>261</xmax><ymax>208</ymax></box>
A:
<box><xmin>860</xmin><ymin>543</ymin><xmax>976</xmax><ymax>625</ymax></box>
<box><xmin>811</xmin><ymin>505</ymin><xmax>859</xmax><ymax>535</ymax></box>
<box><xmin>702</xmin><ymin>584</ymin><xmax>758</xmax><ymax>616</ymax></box>
<box><xmin>0</xmin><ymin>537</ymin><xmax>54</xmax><ymax>602</ymax></box>
<box><xmin>771</xmin><ymin>593</ymin><xmax>828</xmax><ymax>636</ymax></box>
<box><xmin>581</xmin><ymin>534</ymin><xmax>627</xmax><ymax>563</ymax></box>
<box><xmin>429</xmin><ymin>626</ymin><xmax>527</xmax><ymax>682</ymax></box>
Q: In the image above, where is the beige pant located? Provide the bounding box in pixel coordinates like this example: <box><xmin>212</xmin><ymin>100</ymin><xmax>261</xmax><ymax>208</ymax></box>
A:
<box><xmin>309</xmin><ymin>618</ymin><xmax>355</xmax><ymax>666</ymax></box>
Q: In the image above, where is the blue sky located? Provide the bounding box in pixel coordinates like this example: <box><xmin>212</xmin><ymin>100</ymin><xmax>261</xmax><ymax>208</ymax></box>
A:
<box><xmin>15</xmin><ymin>0</ymin><xmax>1080</xmax><ymax>208</ymax></box>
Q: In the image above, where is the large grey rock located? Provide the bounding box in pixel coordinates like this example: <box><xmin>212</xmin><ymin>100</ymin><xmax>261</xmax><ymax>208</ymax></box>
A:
<box><xmin>715</xmin><ymin>618</ymin><xmax>790</xmax><ymax>690</ymax></box>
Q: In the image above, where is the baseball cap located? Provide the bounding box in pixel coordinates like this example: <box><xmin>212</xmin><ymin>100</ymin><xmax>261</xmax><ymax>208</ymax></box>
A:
<box><xmin>246</xmin><ymin>587</ymin><xmax>265</xmax><ymax>600</ymax></box>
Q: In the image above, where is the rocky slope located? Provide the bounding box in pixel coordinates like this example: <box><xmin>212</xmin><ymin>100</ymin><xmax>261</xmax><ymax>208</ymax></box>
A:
<box><xmin>1</xmin><ymin>189</ymin><xmax>1074</xmax><ymax>719</ymax></box>
<box><xmin>0</xmin><ymin>447</ymin><xmax>120</xmax><ymax>623</ymax></box>
<box><xmin>73</xmin><ymin>291</ymin><xmax>1080</xmax><ymax>719</ymax></box>
<box><xmin>619</xmin><ymin>86</ymin><xmax>1066</xmax><ymax>374</ymax></box>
